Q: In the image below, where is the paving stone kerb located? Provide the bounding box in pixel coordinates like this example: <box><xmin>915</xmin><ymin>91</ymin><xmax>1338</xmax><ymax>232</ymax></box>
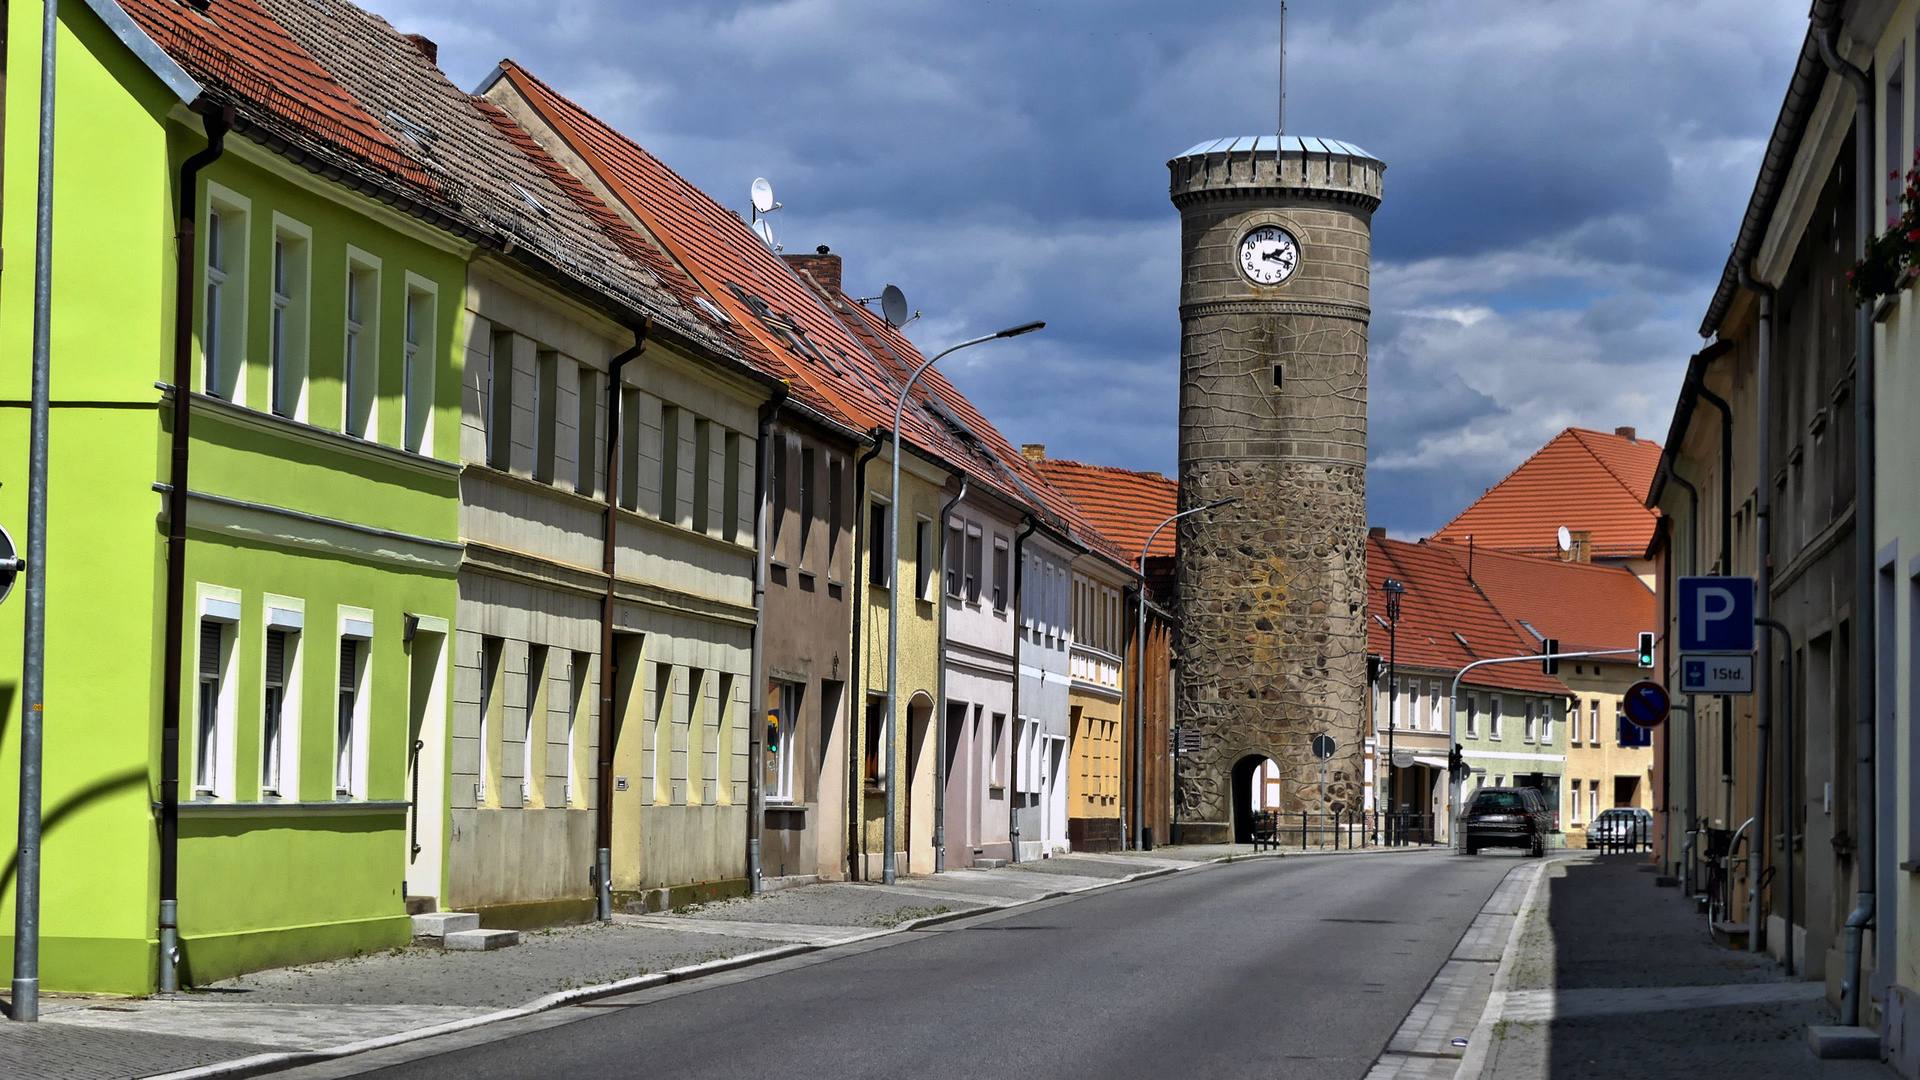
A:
<box><xmin>1167</xmin><ymin>138</ymin><xmax>1385</xmax><ymax>840</ymax></box>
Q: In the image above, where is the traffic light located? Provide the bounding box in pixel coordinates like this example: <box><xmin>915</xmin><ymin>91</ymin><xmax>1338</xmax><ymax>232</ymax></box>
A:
<box><xmin>1367</xmin><ymin>654</ymin><xmax>1382</xmax><ymax>685</ymax></box>
<box><xmin>1542</xmin><ymin>638</ymin><xmax>1560</xmax><ymax>676</ymax></box>
<box><xmin>765</xmin><ymin>709</ymin><xmax>781</xmax><ymax>756</ymax></box>
<box><xmin>1449</xmin><ymin>743</ymin><xmax>1468</xmax><ymax>781</ymax></box>
<box><xmin>1637</xmin><ymin>631</ymin><xmax>1656</xmax><ymax>668</ymax></box>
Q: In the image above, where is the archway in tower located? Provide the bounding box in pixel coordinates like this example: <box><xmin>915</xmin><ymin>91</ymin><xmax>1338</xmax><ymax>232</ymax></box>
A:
<box><xmin>1231</xmin><ymin>754</ymin><xmax>1282</xmax><ymax>843</ymax></box>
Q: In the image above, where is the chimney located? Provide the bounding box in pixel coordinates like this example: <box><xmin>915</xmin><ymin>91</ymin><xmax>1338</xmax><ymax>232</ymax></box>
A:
<box><xmin>1614</xmin><ymin>425</ymin><xmax>1636</xmax><ymax>441</ymax></box>
<box><xmin>1022</xmin><ymin>444</ymin><xmax>1046</xmax><ymax>462</ymax></box>
<box><xmin>782</xmin><ymin>245</ymin><xmax>842</xmax><ymax>293</ymax></box>
<box><xmin>1368</xmin><ymin>526</ymin><xmax>1386</xmax><ymax>539</ymax></box>
<box><xmin>404</xmin><ymin>33</ymin><xmax>439</xmax><ymax>65</ymax></box>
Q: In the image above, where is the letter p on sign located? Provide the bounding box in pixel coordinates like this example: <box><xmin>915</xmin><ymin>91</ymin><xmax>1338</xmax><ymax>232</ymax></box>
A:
<box><xmin>1678</xmin><ymin>576</ymin><xmax>1755</xmax><ymax>653</ymax></box>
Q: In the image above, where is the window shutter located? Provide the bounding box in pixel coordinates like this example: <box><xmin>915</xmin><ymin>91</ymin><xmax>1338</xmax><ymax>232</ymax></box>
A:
<box><xmin>199</xmin><ymin>621</ymin><xmax>223</xmax><ymax>679</ymax></box>
<box><xmin>339</xmin><ymin>639</ymin><xmax>359</xmax><ymax>689</ymax></box>
<box><xmin>265</xmin><ymin>630</ymin><xmax>286</xmax><ymax>687</ymax></box>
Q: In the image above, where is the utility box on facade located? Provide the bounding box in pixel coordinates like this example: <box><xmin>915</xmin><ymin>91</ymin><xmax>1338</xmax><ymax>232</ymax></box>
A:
<box><xmin>1167</xmin><ymin>136</ymin><xmax>1384</xmax><ymax>842</ymax></box>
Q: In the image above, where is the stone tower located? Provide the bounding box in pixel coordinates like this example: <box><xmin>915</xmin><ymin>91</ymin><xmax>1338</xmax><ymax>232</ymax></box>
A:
<box><xmin>1166</xmin><ymin>136</ymin><xmax>1383</xmax><ymax>843</ymax></box>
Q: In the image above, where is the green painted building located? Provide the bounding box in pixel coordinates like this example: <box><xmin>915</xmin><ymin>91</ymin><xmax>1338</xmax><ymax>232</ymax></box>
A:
<box><xmin>0</xmin><ymin>0</ymin><xmax>471</xmax><ymax>993</ymax></box>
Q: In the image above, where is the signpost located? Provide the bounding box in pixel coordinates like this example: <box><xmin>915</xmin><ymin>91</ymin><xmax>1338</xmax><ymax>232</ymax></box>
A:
<box><xmin>1312</xmin><ymin>734</ymin><xmax>1336</xmax><ymax>845</ymax></box>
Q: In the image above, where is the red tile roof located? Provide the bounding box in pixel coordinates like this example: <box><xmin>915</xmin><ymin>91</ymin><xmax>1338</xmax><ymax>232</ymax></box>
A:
<box><xmin>1366</xmin><ymin>536</ymin><xmax>1568</xmax><ymax>696</ymax></box>
<box><xmin>490</xmin><ymin>60</ymin><xmax>1135</xmax><ymax>573</ymax></box>
<box><xmin>121</xmin><ymin>0</ymin><xmax>436</xmax><ymax>194</ymax></box>
<box><xmin>1430</xmin><ymin>428</ymin><xmax>1663</xmax><ymax>561</ymax></box>
<box><xmin>1439</xmin><ymin>545</ymin><xmax>1656</xmax><ymax>655</ymax></box>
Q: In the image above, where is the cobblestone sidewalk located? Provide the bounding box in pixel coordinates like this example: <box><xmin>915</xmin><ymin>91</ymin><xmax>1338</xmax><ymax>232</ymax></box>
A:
<box><xmin>3</xmin><ymin>847</ymin><xmax>1252</xmax><ymax>1080</ymax></box>
<box><xmin>1469</xmin><ymin>852</ymin><xmax>1896</xmax><ymax>1080</ymax></box>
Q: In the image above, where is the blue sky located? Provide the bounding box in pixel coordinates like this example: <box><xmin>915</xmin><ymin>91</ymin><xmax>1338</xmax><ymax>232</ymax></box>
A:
<box><xmin>385</xmin><ymin>0</ymin><xmax>1807</xmax><ymax>535</ymax></box>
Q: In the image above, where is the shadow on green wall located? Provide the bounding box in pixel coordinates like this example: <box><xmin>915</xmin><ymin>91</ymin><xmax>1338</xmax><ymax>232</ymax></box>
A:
<box><xmin>0</xmin><ymin>767</ymin><xmax>149</xmax><ymax>900</ymax></box>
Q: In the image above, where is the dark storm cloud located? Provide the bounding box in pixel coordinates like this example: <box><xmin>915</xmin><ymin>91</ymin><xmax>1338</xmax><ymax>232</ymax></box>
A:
<box><xmin>381</xmin><ymin>0</ymin><xmax>1805</xmax><ymax>533</ymax></box>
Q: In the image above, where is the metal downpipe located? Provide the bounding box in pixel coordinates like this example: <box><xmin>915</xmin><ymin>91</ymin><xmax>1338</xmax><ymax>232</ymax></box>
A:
<box><xmin>745</xmin><ymin>385</ymin><xmax>788</xmax><ymax>895</ymax></box>
<box><xmin>845</xmin><ymin>443</ymin><xmax>881</xmax><ymax>880</ymax></box>
<box><xmin>596</xmin><ymin>320</ymin><xmax>650</xmax><ymax>920</ymax></box>
<box><xmin>1740</xmin><ymin>263</ymin><xmax>1776</xmax><ymax>955</ymax></box>
<box><xmin>1666</xmin><ymin>469</ymin><xmax>1702</xmax><ymax>895</ymax></box>
<box><xmin>1009</xmin><ymin>517</ymin><xmax>1038</xmax><ymax>863</ymax></box>
<box><xmin>1817</xmin><ymin>18</ymin><xmax>1877</xmax><ymax>1029</ymax></box>
<box><xmin>932</xmin><ymin>478</ymin><xmax>967</xmax><ymax>872</ymax></box>
<box><xmin>157</xmin><ymin>103</ymin><xmax>231</xmax><ymax>998</ymax></box>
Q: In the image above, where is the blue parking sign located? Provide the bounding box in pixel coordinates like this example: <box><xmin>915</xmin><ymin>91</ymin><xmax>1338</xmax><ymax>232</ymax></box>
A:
<box><xmin>1678</xmin><ymin>576</ymin><xmax>1755</xmax><ymax>654</ymax></box>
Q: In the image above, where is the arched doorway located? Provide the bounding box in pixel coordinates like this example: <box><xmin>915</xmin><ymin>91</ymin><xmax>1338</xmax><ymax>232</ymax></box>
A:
<box><xmin>1231</xmin><ymin>754</ymin><xmax>1280</xmax><ymax>843</ymax></box>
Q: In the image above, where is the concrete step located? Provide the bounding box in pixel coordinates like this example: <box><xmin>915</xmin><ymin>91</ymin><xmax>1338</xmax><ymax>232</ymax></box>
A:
<box><xmin>412</xmin><ymin>912</ymin><xmax>480</xmax><ymax>938</ymax></box>
<box><xmin>443</xmin><ymin>928</ymin><xmax>518</xmax><ymax>951</ymax></box>
<box><xmin>404</xmin><ymin>895</ymin><xmax>438</xmax><ymax>916</ymax></box>
<box><xmin>1808</xmin><ymin>1025</ymin><xmax>1881</xmax><ymax>1059</ymax></box>
<box><xmin>1710</xmin><ymin>920</ymin><xmax>1750</xmax><ymax>949</ymax></box>
<box><xmin>971</xmin><ymin>858</ymin><xmax>1007</xmax><ymax>870</ymax></box>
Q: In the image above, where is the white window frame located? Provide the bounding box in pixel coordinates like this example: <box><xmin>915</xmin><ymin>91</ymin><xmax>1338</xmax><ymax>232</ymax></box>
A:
<box><xmin>202</xmin><ymin>183</ymin><xmax>251</xmax><ymax>403</ymax></box>
<box><xmin>1524</xmin><ymin>700</ymin><xmax>1538</xmax><ymax>743</ymax></box>
<box><xmin>269</xmin><ymin>213</ymin><xmax>312</xmax><ymax>420</ymax></box>
<box><xmin>1569</xmin><ymin>779</ymin><xmax>1582</xmax><ymax>824</ymax></box>
<box><xmin>1465</xmin><ymin>694</ymin><xmax>1479</xmax><ymax>738</ymax></box>
<box><xmin>1540</xmin><ymin>700</ymin><xmax>1553</xmax><ymax>744</ymax></box>
<box><xmin>1590</xmin><ymin>699</ymin><xmax>1601</xmax><ymax>745</ymax></box>
<box><xmin>403</xmin><ymin>272</ymin><xmax>437</xmax><ymax>455</ymax></box>
<box><xmin>336</xmin><ymin>608</ymin><xmax>374</xmax><ymax>798</ymax></box>
<box><xmin>262</xmin><ymin>599</ymin><xmax>305</xmax><ymax>799</ymax></box>
<box><xmin>1489</xmin><ymin>696</ymin><xmax>1503</xmax><ymax>739</ymax></box>
<box><xmin>567</xmin><ymin>651</ymin><xmax>590</xmax><ymax>807</ymax></box>
<box><xmin>194</xmin><ymin>588</ymin><xmax>242</xmax><ymax>801</ymax></box>
<box><xmin>343</xmin><ymin>248</ymin><xmax>382</xmax><ymax>440</ymax></box>
<box><xmin>522</xmin><ymin>644</ymin><xmax>547</xmax><ymax>808</ymax></box>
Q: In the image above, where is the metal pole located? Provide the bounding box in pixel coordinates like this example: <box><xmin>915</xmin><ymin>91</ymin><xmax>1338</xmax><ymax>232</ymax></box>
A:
<box><xmin>12</xmin><ymin>0</ymin><xmax>60</xmax><ymax>1023</ymax></box>
<box><xmin>884</xmin><ymin>323</ymin><xmax>1041</xmax><ymax>885</ymax></box>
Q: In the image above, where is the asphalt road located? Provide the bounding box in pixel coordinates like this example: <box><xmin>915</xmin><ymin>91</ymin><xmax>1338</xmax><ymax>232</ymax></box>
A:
<box><xmin>313</xmin><ymin>850</ymin><xmax>1517</xmax><ymax>1080</ymax></box>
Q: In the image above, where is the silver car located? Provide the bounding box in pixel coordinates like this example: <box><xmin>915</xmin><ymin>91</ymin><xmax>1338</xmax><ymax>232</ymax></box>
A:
<box><xmin>1587</xmin><ymin>807</ymin><xmax>1652</xmax><ymax>851</ymax></box>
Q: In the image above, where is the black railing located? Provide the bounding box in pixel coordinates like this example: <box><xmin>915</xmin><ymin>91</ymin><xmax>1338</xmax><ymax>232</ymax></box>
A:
<box><xmin>1242</xmin><ymin>809</ymin><xmax>1443</xmax><ymax>852</ymax></box>
<box><xmin>1588</xmin><ymin>816</ymin><xmax>1653</xmax><ymax>854</ymax></box>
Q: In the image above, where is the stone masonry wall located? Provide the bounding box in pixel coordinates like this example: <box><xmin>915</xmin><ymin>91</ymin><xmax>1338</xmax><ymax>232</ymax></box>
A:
<box><xmin>1170</xmin><ymin>143</ymin><xmax>1379</xmax><ymax>839</ymax></box>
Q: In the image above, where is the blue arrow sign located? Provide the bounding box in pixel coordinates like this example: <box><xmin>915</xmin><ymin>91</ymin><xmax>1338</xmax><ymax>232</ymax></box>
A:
<box><xmin>1623</xmin><ymin>679</ymin><xmax>1672</xmax><ymax>728</ymax></box>
<box><xmin>1678</xmin><ymin>576</ymin><xmax>1755</xmax><ymax>654</ymax></box>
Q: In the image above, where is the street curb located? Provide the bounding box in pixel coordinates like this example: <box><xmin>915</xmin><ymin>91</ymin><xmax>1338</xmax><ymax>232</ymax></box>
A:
<box><xmin>1448</xmin><ymin>858</ymin><xmax>1552</xmax><ymax>1080</ymax></box>
<box><xmin>136</xmin><ymin>858</ymin><xmax>1213</xmax><ymax>1080</ymax></box>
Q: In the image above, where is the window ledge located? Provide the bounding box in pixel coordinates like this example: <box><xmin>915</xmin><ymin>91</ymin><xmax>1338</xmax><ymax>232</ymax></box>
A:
<box><xmin>184</xmin><ymin>390</ymin><xmax>456</xmax><ymax>479</ymax></box>
<box><xmin>169</xmin><ymin>799</ymin><xmax>410</xmax><ymax>817</ymax></box>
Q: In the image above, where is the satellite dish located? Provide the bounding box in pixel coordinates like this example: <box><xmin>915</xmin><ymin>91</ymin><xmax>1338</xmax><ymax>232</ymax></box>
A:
<box><xmin>752</xmin><ymin>218</ymin><xmax>776</xmax><ymax>249</ymax></box>
<box><xmin>751</xmin><ymin>177</ymin><xmax>775</xmax><ymax>215</ymax></box>
<box><xmin>881</xmin><ymin>285</ymin><xmax>910</xmax><ymax>328</ymax></box>
<box><xmin>1556</xmin><ymin>525</ymin><xmax>1572</xmax><ymax>553</ymax></box>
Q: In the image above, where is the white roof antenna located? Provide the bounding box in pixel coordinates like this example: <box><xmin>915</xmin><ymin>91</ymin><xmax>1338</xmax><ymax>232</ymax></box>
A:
<box><xmin>750</xmin><ymin>177</ymin><xmax>783</xmax><ymax>251</ymax></box>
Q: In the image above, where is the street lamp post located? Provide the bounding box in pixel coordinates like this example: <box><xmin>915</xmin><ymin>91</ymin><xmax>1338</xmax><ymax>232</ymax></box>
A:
<box><xmin>883</xmin><ymin>320</ymin><xmax>1043</xmax><ymax>886</ymax></box>
<box><xmin>1381</xmin><ymin>578</ymin><xmax>1404</xmax><ymax>845</ymax></box>
<box><xmin>1128</xmin><ymin>498</ymin><xmax>1237</xmax><ymax>851</ymax></box>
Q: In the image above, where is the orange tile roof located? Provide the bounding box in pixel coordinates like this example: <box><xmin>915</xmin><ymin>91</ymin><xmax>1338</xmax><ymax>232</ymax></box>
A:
<box><xmin>1439</xmin><ymin>544</ymin><xmax>1656</xmax><ymax>655</ymax></box>
<box><xmin>1430</xmin><ymin>427</ymin><xmax>1663</xmax><ymax>560</ymax></box>
<box><xmin>121</xmin><ymin>0</ymin><xmax>436</xmax><ymax>195</ymax></box>
<box><xmin>1030</xmin><ymin>459</ymin><xmax>1179</xmax><ymax>562</ymax></box>
<box><xmin>1366</xmin><ymin>536</ymin><xmax>1567</xmax><ymax>697</ymax></box>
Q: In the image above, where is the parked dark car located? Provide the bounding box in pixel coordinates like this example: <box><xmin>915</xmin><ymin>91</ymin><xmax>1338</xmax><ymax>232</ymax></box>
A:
<box><xmin>1462</xmin><ymin>786</ymin><xmax>1552</xmax><ymax>856</ymax></box>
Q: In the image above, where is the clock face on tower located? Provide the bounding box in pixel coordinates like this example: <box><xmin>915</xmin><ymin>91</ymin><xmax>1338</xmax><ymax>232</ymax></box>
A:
<box><xmin>1238</xmin><ymin>226</ymin><xmax>1300</xmax><ymax>285</ymax></box>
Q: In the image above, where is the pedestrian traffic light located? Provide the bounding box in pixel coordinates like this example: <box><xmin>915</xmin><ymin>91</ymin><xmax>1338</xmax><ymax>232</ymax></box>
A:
<box><xmin>1637</xmin><ymin>631</ymin><xmax>1656</xmax><ymax>668</ymax></box>
<box><xmin>1542</xmin><ymin>638</ymin><xmax>1560</xmax><ymax>676</ymax></box>
<box><xmin>1449</xmin><ymin>743</ymin><xmax>1467</xmax><ymax>781</ymax></box>
<box><xmin>765</xmin><ymin>709</ymin><xmax>781</xmax><ymax>756</ymax></box>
